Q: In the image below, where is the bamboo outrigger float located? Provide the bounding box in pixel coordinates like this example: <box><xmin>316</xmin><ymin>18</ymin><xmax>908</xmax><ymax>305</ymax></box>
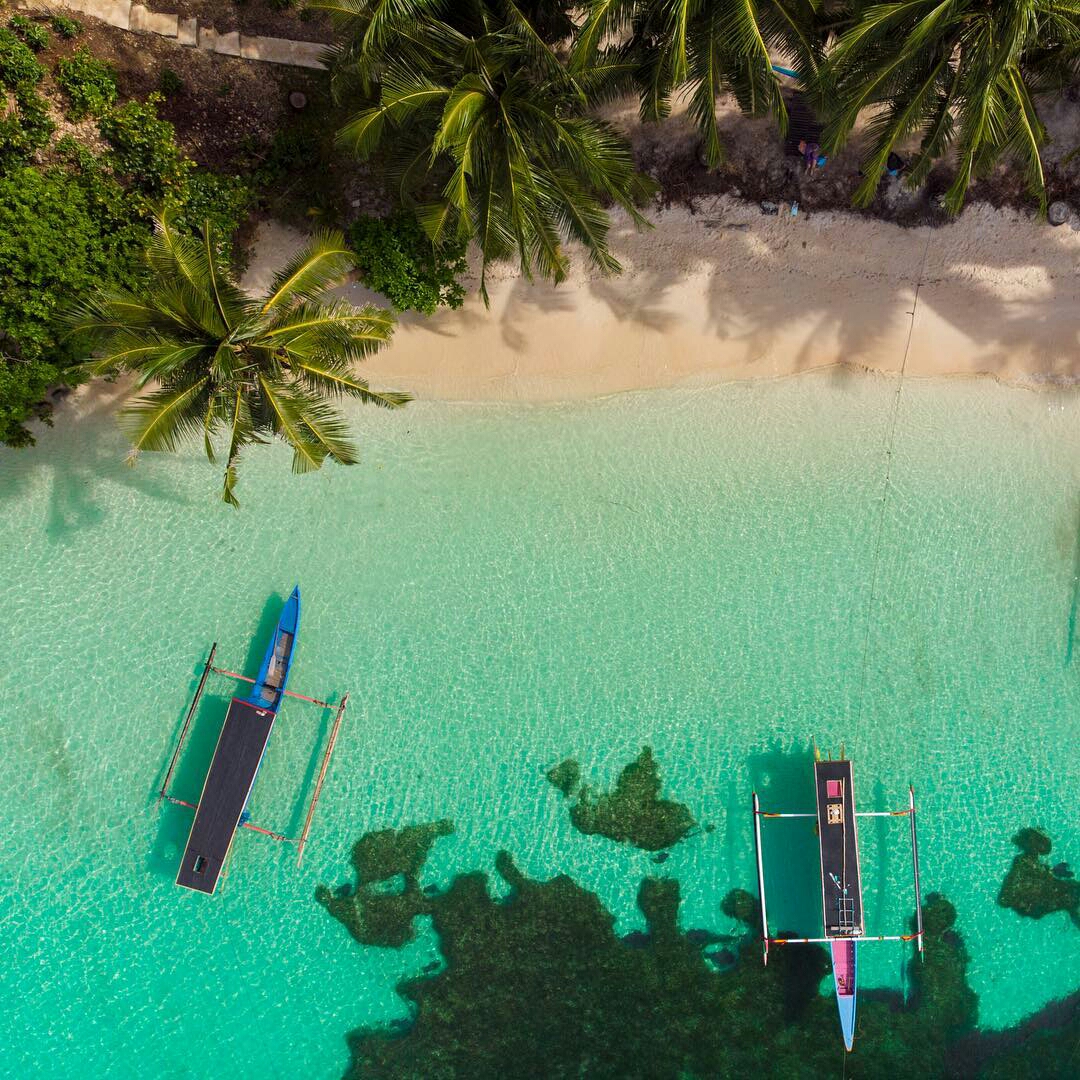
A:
<box><xmin>752</xmin><ymin>748</ymin><xmax>924</xmax><ymax>1053</ymax></box>
<box><xmin>158</xmin><ymin>587</ymin><xmax>349</xmax><ymax>894</ymax></box>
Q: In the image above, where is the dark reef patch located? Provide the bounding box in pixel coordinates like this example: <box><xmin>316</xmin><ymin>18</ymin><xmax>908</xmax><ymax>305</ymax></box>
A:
<box><xmin>547</xmin><ymin>747</ymin><xmax>697</xmax><ymax>851</ymax></box>
<box><xmin>315</xmin><ymin>819</ymin><xmax>454</xmax><ymax>947</ymax></box>
<box><xmin>998</xmin><ymin>828</ymin><xmax>1080</xmax><ymax>927</ymax></box>
<box><xmin>544</xmin><ymin>758</ymin><xmax>580</xmax><ymax>798</ymax></box>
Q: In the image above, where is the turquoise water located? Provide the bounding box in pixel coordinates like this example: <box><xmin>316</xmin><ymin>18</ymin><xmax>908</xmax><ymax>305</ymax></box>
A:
<box><xmin>1</xmin><ymin>374</ymin><xmax>1078</xmax><ymax>1077</ymax></box>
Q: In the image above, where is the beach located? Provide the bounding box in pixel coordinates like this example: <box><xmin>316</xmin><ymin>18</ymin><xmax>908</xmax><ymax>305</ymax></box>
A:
<box><xmin>246</xmin><ymin>198</ymin><xmax>1080</xmax><ymax>402</ymax></box>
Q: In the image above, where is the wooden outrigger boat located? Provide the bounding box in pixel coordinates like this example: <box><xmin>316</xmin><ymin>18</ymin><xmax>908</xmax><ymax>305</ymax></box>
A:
<box><xmin>157</xmin><ymin>587</ymin><xmax>349</xmax><ymax>894</ymax></box>
<box><xmin>752</xmin><ymin>748</ymin><xmax>924</xmax><ymax>1052</ymax></box>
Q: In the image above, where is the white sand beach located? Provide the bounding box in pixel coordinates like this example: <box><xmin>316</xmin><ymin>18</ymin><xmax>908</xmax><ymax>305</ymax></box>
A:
<box><xmin>245</xmin><ymin>198</ymin><xmax>1080</xmax><ymax>402</ymax></box>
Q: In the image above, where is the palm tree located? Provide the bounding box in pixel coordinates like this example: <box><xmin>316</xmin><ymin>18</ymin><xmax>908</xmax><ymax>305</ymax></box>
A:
<box><xmin>65</xmin><ymin>212</ymin><xmax>408</xmax><ymax>506</ymax></box>
<box><xmin>571</xmin><ymin>1</ymin><xmax>826</xmax><ymax>167</ymax></box>
<box><xmin>318</xmin><ymin>0</ymin><xmax>654</xmax><ymax>298</ymax></box>
<box><xmin>821</xmin><ymin>0</ymin><xmax>1080</xmax><ymax>212</ymax></box>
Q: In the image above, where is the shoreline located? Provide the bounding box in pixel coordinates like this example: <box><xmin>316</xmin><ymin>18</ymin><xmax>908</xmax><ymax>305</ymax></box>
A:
<box><xmin>245</xmin><ymin>196</ymin><xmax>1080</xmax><ymax>404</ymax></box>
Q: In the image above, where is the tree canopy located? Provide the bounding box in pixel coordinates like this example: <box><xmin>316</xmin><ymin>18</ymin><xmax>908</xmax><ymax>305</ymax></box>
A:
<box><xmin>65</xmin><ymin>212</ymin><xmax>408</xmax><ymax>505</ymax></box>
<box><xmin>821</xmin><ymin>0</ymin><xmax>1080</xmax><ymax>212</ymax></box>
<box><xmin>320</xmin><ymin>0</ymin><xmax>655</xmax><ymax>297</ymax></box>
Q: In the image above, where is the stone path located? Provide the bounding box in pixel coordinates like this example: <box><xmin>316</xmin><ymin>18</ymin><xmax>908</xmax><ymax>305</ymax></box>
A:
<box><xmin>20</xmin><ymin>0</ymin><xmax>328</xmax><ymax>69</ymax></box>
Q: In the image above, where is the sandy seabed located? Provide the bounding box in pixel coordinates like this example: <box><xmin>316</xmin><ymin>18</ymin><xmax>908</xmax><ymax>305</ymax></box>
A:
<box><xmin>244</xmin><ymin>197</ymin><xmax>1080</xmax><ymax>402</ymax></box>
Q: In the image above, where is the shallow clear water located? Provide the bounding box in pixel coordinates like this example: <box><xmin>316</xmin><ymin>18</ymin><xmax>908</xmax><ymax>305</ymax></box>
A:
<box><xmin>1</xmin><ymin>374</ymin><xmax>1078</xmax><ymax>1078</ymax></box>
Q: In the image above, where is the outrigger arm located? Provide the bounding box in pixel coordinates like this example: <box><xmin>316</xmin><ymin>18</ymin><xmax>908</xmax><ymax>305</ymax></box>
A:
<box><xmin>752</xmin><ymin>786</ymin><xmax>926</xmax><ymax>958</ymax></box>
<box><xmin>158</xmin><ymin>645</ymin><xmax>349</xmax><ymax>868</ymax></box>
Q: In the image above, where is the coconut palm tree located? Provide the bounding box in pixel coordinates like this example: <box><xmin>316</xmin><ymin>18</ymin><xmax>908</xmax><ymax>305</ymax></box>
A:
<box><xmin>821</xmin><ymin>0</ymin><xmax>1080</xmax><ymax>212</ymax></box>
<box><xmin>319</xmin><ymin>0</ymin><xmax>654</xmax><ymax>298</ymax></box>
<box><xmin>65</xmin><ymin>212</ymin><xmax>408</xmax><ymax>507</ymax></box>
<box><xmin>571</xmin><ymin>1</ymin><xmax>827</xmax><ymax>167</ymax></box>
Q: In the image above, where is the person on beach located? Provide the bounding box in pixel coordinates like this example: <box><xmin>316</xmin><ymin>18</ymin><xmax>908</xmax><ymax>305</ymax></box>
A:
<box><xmin>798</xmin><ymin>139</ymin><xmax>822</xmax><ymax>178</ymax></box>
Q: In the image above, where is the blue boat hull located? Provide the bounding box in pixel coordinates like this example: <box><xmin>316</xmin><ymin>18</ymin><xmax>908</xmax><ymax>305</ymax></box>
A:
<box><xmin>249</xmin><ymin>586</ymin><xmax>300</xmax><ymax>712</ymax></box>
<box><xmin>240</xmin><ymin>587</ymin><xmax>300</xmax><ymax>823</ymax></box>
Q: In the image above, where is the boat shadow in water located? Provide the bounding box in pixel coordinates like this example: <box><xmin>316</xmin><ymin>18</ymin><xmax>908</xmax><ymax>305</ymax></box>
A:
<box><xmin>746</xmin><ymin>739</ymin><xmax>820</xmax><ymax>938</ymax></box>
<box><xmin>146</xmin><ymin>593</ymin><xmax>286</xmax><ymax>879</ymax></box>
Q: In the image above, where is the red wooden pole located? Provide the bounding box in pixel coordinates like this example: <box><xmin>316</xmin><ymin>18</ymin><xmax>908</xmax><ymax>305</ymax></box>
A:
<box><xmin>163</xmin><ymin>794</ymin><xmax>292</xmax><ymax>843</ymax></box>
<box><xmin>210</xmin><ymin>666</ymin><xmax>334</xmax><ymax>709</ymax></box>
<box><xmin>296</xmin><ymin>694</ymin><xmax>349</xmax><ymax>866</ymax></box>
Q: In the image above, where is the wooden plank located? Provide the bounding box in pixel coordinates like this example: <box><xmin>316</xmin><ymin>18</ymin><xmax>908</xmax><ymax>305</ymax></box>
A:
<box><xmin>176</xmin><ymin>698</ymin><xmax>276</xmax><ymax>894</ymax></box>
<box><xmin>211</xmin><ymin>665</ymin><xmax>334</xmax><ymax>709</ymax></box>
<box><xmin>814</xmin><ymin>760</ymin><xmax>864</xmax><ymax>936</ymax></box>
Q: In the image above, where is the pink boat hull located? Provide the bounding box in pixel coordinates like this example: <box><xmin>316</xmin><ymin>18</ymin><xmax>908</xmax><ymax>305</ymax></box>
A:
<box><xmin>831</xmin><ymin>938</ymin><xmax>858</xmax><ymax>1051</ymax></box>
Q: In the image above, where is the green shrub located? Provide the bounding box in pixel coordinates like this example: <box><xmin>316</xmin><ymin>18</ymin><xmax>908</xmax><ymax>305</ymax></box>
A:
<box><xmin>50</xmin><ymin>14</ymin><xmax>82</xmax><ymax>39</ymax></box>
<box><xmin>8</xmin><ymin>15</ymin><xmax>50</xmax><ymax>51</ymax></box>
<box><xmin>0</xmin><ymin>164</ymin><xmax>149</xmax><ymax>444</ymax></box>
<box><xmin>0</xmin><ymin>354</ymin><xmax>59</xmax><ymax>448</ymax></box>
<box><xmin>0</xmin><ymin>87</ymin><xmax>56</xmax><ymax>172</ymax></box>
<box><xmin>16</xmin><ymin>87</ymin><xmax>55</xmax><ymax>145</ymax></box>
<box><xmin>97</xmin><ymin>95</ymin><xmax>252</xmax><ymax>254</ymax></box>
<box><xmin>0</xmin><ymin>26</ymin><xmax>45</xmax><ymax>88</ymax></box>
<box><xmin>169</xmin><ymin>169</ymin><xmax>253</xmax><ymax>261</ymax></box>
<box><xmin>158</xmin><ymin>67</ymin><xmax>184</xmax><ymax>97</ymax></box>
<box><xmin>99</xmin><ymin>94</ymin><xmax>187</xmax><ymax>195</ymax></box>
<box><xmin>253</xmin><ymin>122</ymin><xmax>320</xmax><ymax>189</ymax></box>
<box><xmin>56</xmin><ymin>48</ymin><xmax>118</xmax><ymax>120</ymax></box>
<box><xmin>349</xmin><ymin>212</ymin><xmax>468</xmax><ymax>314</ymax></box>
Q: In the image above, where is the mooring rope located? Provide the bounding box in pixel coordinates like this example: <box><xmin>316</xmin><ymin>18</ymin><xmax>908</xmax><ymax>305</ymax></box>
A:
<box><xmin>852</xmin><ymin>231</ymin><xmax>934</xmax><ymax>738</ymax></box>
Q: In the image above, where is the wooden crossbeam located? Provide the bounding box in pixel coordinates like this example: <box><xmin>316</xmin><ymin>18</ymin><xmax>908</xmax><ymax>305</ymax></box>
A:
<box><xmin>162</xmin><ymin>794</ymin><xmax>293</xmax><ymax>844</ymax></box>
<box><xmin>210</xmin><ymin>665</ymin><xmax>335</xmax><ymax>709</ymax></box>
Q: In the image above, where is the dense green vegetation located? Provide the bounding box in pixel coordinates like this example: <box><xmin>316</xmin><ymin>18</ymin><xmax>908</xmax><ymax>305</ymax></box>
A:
<box><xmin>571</xmin><ymin>0</ymin><xmax>823</xmax><ymax>169</ymax></box>
<box><xmin>822</xmin><ymin>1</ymin><xmax>1076</xmax><ymax>212</ymax></box>
<box><xmin>66</xmin><ymin>212</ymin><xmax>407</xmax><ymax>505</ymax></box>
<box><xmin>323</xmin><ymin>0</ymin><xmax>654</xmax><ymax>298</ymax></box>
<box><xmin>349</xmin><ymin>212</ymin><xmax>468</xmax><ymax>314</ymax></box>
<box><xmin>0</xmin><ymin>159</ymin><xmax>149</xmax><ymax>446</ymax></box>
<box><xmin>56</xmin><ymin>47</ymin><xmax>117</xmax><ymax>120</ymax></box>
<box><xmin>321</xmin><ymin>0</ymin><xmax>1080</xmax><ymax>286</ymax></box>
<box><xmin>0</xmin><ymin>27</ymin><xmax>254</xmax><ymax>446</ymax></box>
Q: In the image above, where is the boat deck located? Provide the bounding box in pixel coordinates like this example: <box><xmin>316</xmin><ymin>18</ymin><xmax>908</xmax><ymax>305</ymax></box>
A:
<box><xmin>814</xmin><ymin>759</ymin><xmax>864</xmax><ymax>937</ymax></box>
<box><xmin>176</xmin><ymin>698</ymin><xmax>276</xmax><ymax>894</ymax></box>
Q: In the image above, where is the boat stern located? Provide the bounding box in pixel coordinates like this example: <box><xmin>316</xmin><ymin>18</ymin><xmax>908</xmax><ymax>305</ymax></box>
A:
<box><xmin>831</xmin><ymin>938</ymin><xmax>858</xmax><ymax>1052</ymax></box>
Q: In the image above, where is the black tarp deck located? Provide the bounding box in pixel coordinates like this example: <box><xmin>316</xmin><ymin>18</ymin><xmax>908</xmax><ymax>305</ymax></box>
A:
<box><xmin>814</xmin><ymin>760</ymin><xmax>864</xmax><ymax>936</ymax></box>
<box><xmin>176</xmin><ymin>697</ymin><xmax>276</xmax><ymax>894</ymax></box>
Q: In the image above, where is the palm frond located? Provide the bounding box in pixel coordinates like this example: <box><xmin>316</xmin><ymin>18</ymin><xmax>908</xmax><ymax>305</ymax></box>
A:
<box><xmin>118</xmin><ymin>378</ymin><xmax>210</xmax><ymax>458</ymax></box>
<box><xmin>337</xmin><ymin>106</ymin><xmax>389</xmax><ymax>157</ymax></box>
<box><xmin>257</xmin><ymin>375</ymin><xmax>329</xmax><ymax>473</ymax></box>
<box><xmin>259</xmin><ymin>230</ymin><xmax>355</xmax><ymax>314</ymax></box>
